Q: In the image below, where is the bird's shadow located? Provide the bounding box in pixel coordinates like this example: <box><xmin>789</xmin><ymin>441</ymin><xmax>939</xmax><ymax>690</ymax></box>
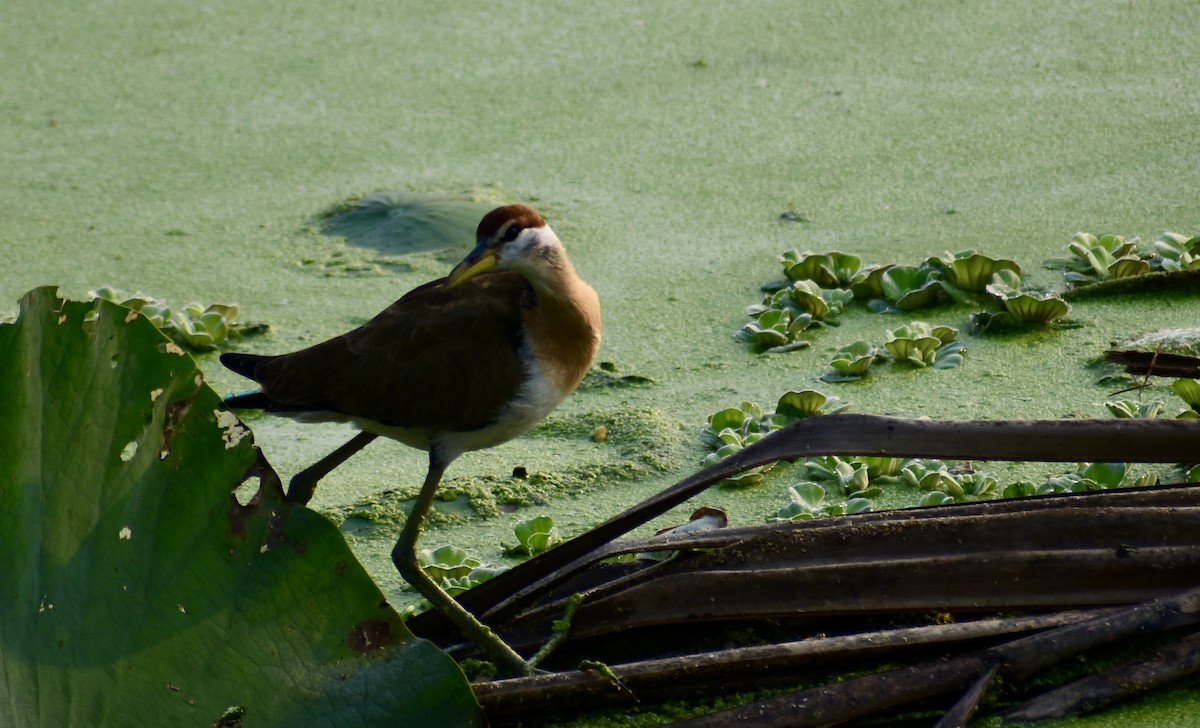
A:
<box><xmin>320</xmin><ymin>191</ymin><xmax>494</xmax><ymax>256</ymax></box>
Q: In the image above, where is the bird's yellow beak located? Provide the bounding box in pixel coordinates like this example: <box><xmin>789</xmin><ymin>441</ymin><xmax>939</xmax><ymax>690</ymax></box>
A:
<box><xmin>446</xmin><ymin>245</ymin><xmax>497</xmax><ymax>288</ymax></box>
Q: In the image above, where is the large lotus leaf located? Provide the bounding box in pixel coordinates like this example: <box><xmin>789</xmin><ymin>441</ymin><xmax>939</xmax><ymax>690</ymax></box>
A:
<box><xmin>0</xmin><ymin>287</ymin><xmax>480</xmax><ymax>728</ymax></box>
<box><xmin>323</xmin><ymin>191</ymin><xmax>494</xmax><ymax>254</ymax></box>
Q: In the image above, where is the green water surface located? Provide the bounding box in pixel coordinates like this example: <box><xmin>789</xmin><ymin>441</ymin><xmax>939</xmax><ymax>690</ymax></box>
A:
<box><xmin>4</xmin><ymin>1</ymin><xmax>1200</xmax><ymax>724</ymax></box>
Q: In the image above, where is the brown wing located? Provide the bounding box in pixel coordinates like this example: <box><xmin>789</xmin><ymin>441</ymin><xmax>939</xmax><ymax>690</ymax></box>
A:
<box><xmin>252</xmin><ymin>272</ymin><xmax>533</xmax><ymax>432</ymax></box>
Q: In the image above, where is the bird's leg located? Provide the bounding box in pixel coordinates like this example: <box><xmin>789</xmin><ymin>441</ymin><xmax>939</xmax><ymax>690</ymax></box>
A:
<box><xmin>287</xmin><ymin>431</ymin><xmax>378</xmax><ymax>505</ymax></box>
<box><xmin>393</xmin><ymin>451</ymin><xmax>535</xmax><ymax>677</ymax></box>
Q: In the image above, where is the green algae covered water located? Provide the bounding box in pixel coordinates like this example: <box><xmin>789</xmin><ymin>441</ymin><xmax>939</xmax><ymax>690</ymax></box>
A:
<box><xmin>3</xmin><ymin>1</ymin><xmax>1200</xmax><ymax>724</ymax></box>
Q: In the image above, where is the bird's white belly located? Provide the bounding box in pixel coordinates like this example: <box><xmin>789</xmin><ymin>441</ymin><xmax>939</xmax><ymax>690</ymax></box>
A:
<box><xmin>445</xmin><ymin>369</ymin><xmax>565</xmax><ymax>455</ymax></box>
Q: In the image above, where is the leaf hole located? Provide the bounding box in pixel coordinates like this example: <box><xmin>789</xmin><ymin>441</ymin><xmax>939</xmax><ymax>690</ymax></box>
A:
<box><xmin>233</xmin><ymin>477</ymin><xmax>262</xmax><ymax>507</ymax></box>
<box><xmin>119</xmin><ymin>440</ymin><xmax>138</xmax><ymax>462</ymax></box>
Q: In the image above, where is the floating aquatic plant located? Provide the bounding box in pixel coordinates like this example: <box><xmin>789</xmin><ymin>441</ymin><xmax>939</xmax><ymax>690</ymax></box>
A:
<box><xmin>993</xmin><ymin>460</ymin><xmax>1152</xmax><ymax>501</ymax></box>
<box><xmin>787</xmin><ymin>279</ymin><xmax>854</xmax><ymax>319</ymax></box>
<box><xmin>88</xmin><ymin>286</ymin><xmax>266</xmax><ymax>351</ymax></box>
<box><xmin>503</xmin><ymin>515</ymin><xmax>562</xmax><ymax>557</ymax></box>
<box><xmin>702</xmin><ymin>401</ymin><xmax>770</xmax><ymax>450</ymax></box>
<box><xmin>418</xmin><ymin>545</ymin><xmax>507</xmax><ymax>598</ymax></box>
<box><xmin>996</xmin><ymin>291</ymin><xmax>1070</xmax><ymax>324</ymax></box>
<box><xmin>904</xmin><ymin>460</ymin><xmax>999</xmax><ymax>505</ymax></box>
<box><xmin>1173</xmin><ymin>379</ymin><xmax>1200</xmax><ymax>417</ymax></box>
<box><xmin>739</xmin><ymin>280</ymin><xmax>853</xmax><ymax>353</ymax></box>
<box><xmin>735</xmin><ymin>308</ymin><xmax>811</xmax><ymax>353</ymax></box>
<box><xmin>869</xmin><ymin>265</ymin><xmax>946</xmax><ymax>312</ymax></box>
<box><xmin>771</xmin><ymin>389</ymin><xmax>849</xmax><ymax>426</ymax></box>
<box><xmin>780</xmin><ymin>250</ymin><xmax>863</xmax><ymax>288</ymax></box>
<box><xmin>848</xmin><ymin>264</ymin><xmax>895</xmax><ymax>300</ymax></box>
<box><xmin>822</xmin><ymin>340</ymin><xmax>880</xmax><ymax>382</ymax></box>
<box><xmin>772</xmin><ymin>483</ymin><xmax>872</xmax><ymax>522</ymax></box>
<box><xmin>884</xmin><ymin>322</ymin><xmax>965</xmax><ymax>369</ymax></box>
<box><xmin>928</xmin><ymin>250</ymin><xmax>1022</xmax><ymax>293</ymax></box>
<box><xmin>702</xmin><ymin>391</ymin><xmax>847</xmax><ymax>487</ymax></box>
<box><xmin>1052</xmin><ymin>462</ymin><xmax>1157</xmax><ymax>491</ymax></box>
<box><xmin>797</xmin><ymin>456</ymin><xmax>884</xmax><ymax>500</ymax></box>
<box><xmin>1147</xmin><ymin>232</ymin><xmax>1200</xmax><ymax>272</ymax></box>
<box><xmin>969</xmin><ymin>270</ymin><xmax>1072</xmax><ymax>333</ymax></box>
<box><xmin>702</xmin><ymin>401</ymin><xmax>774</xmax><ymax>487</ymax></box>
<box><xmin>1045</xmin><ymin>232</ymin><xmax>1150</xmax><ymax>284</ymax></box>
<box><xmin>1003</xmin><ymin>462</ymin><xmax>1156</xmax><ymax>497</ymax></box>
<box><xmin>1105</xmin><ymin>399</ymin><xmax>1168</xmax><ymax>419</ymax></box>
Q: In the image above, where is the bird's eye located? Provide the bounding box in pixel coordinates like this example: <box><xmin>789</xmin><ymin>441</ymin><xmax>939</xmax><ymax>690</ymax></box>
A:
<box><xmin>501</xmin><ymin>225</ymin><xmax>522</xmax><ymax>243</ymax></box>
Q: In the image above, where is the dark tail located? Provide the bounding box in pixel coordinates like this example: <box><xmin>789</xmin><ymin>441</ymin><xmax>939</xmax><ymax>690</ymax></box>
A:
<box><xmin>220</xmin><ymin>352</ymin><xmax>274</xmax><ymax>409</ymax></box>
<box><xmin>220</xmin><ymin>352</ymin><xmax>270</xmax><ymax>379</ymax></box>
<box><xmin>223</xmin><ymin>391</ymin><xmax>274</xmax><ymax>410</ymax></box>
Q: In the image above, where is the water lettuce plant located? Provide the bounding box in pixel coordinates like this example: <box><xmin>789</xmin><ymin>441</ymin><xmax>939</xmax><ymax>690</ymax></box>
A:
<box><xmin>1174</xmin><ymin>379</ymin><xmax>1200</xmax><ymax>416</ymax></box>
<box><xmin>795</xmin><ymin>456</ymin><xmax>884</xmax><ymax>500</ymax></box>
<box><xmin>1104</xmin><ymin>399</ymin><xmax>1169</xmax><ymax>419</ymax></box>
<box><xmin>503</xmin><ymin>515</ymin><xmax>562</xmax><ymax>557</ymax></box>
<box><xmin>871</xmin><ymin>265</ymin><xmax>946</xmax><ymax>312</ymax></box>
<box><xmin>927</xmin><ymin>250</ymin><xmax>1021</xmax><ymax>293</ymax></box>
<box><xmin>1048</xmin><ymin>462</ymin><xmax>1158</xmax><ymax>491</ymax></box>
<box><xmin>821</xmin><ymin>323</ymin><xmax>965</xmax><ymax>381</ymax></box>
<box><xmin>419</xmin><ymin>545</ymin><xmax>507</xmax><ymax>597</ymax></box>
<box><xmin>1106</xmin><ymin>380</ymin><xmax>1200</xmax><ymax>419</ymax></box>
<box><xmin>1002</xmin><ymin>462</ymin><xmax>1157</xmax><ymax>497</ymax></box>
<box><xmin>903</xmin><ymin>460</ymin><xmax>999</xmax><ymax>505</ymax></box>
<box><xmin>702</xmin><ymin>391</ymin><xmax>846</xmax><ymax>487</ymax></box>
<box><xmin>771</xmin><ymin>389</ymin><xmax>850</xmax><ymax>425</ymax></box>
<box><xmin>884</xmin><ymin>322</ymin><xmax>965</xmax><ymax>369</ymax></box>
<box><xmin>823</xmin><ymin>340</ymin><xmax>881</xmax><ymax>382</ymax></box>
<box><xmin>772</xmin><ymin>483</ymin><xmax>872</xmax><ymax>522</ymax></box>
<box><xmin>89</xmin><ymin>286</ymin><xmax>266</xmax><ymax>351</ymax></box>
<box><xmin>735</xmin><ymin>306</ymin><xmax>812</xmax><ymax>353</ymax></box>
<box><xmin>847</xmin><ymin>264</ymin><xmax>895</xmax><ymax>300</ymax></box>
<box><xmin>1045</xmin><ymin>232</ymin><xmax>1150</xmax><ymax>284</ymax></box>
<box><xmin>970</xmin><ymin>270</ymin><xmax>1072</xmax><ymax>333</ymax></box>
<box><xmin>780</xmin><ymin>250</ymin><xmax>864</xmax><ymax>287</ymax></box>
<box><xmin>420</xmin><ymin>516</ymin><xmax>559</xmax><ymax>601</ymax></box>
<box><xmin>739</xmin><ymin>280</ymin><xmax>854</xmax><ymax>353</ymax></box>
<box><xmin>702</xmin><ymin>401</ymin><xmax>774</xmax><ymax>487</ymax></box>
<box><xmin>1147</xmin><ymin>232</ymin><xmax>1200</xmax><ymax>272</ymax></box>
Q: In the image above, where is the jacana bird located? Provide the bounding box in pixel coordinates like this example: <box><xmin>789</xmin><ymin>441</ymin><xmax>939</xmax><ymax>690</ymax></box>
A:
<box><xmin>220</xmin><ymin>204</ymin><xmax>601</xmax><ymax>675</ymax></box>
